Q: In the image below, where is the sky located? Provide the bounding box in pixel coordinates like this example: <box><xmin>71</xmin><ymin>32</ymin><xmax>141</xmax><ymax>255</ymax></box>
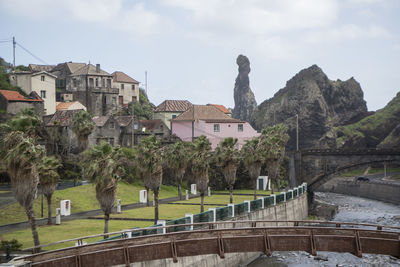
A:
<box><xmin>0</xmin><ymin>0</ymin><xmax>399</xmax><ymax>111</ymax></box>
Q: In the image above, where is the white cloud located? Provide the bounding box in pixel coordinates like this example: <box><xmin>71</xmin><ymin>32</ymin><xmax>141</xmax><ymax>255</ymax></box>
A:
<box><xmin>305</xmin><ymin>24</ymin><xmax>391</xmax><ymax>44</ymax></box>
<box><xmin>0</xmin><ymin>0</ymin><xmax>170</xmax><ymax>35</ymax></box>
<box><xmin>162</xmin><ymin>0</ymin><xmax>339</xmax><ymax>35</ymax></box>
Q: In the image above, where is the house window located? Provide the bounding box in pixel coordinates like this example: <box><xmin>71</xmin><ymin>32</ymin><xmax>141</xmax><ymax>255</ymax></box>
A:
<box><xmin>110</xmin><ymin>122</ymin><xmax>115</xmax><ymax>129</ymax></box>
<box><xmin>95</xmin><ymin>78</ymin><xmax>99</xmax><ymax>87</ymax></box>
<box><xmin>214</xmin><ymin>124</ymin><xmax>220</xmax><ymax>132</ymax></box>
<box><xmin>109</xmin><ymin>138</ymin><xmax>114</xmax><ymax>146</ymax></box>
<box><xmin>238</xmin><ymin>124</ymin><xmax>243</xmax><ymax>132</ymax></box>
<box><xmin>41</xmin><ymin>76</ymin><xmax>45</xmax><ymax>81</ymax></box>
<box><xmin>121</xmin><ymin>84</ymin><xmax>124</xmax><ymax>90</ymax></box>
<box><xmin>73</xmin><ymin>79</ymin><xmax>78</xmax><ymax>87</ymax></box>
<box><xmin>89</xmin><ymin>78</ymin><xmax>94</xmax><ymax>88</ymax></box>
<box><xmin>131</xmin><ymin>84</ymin><xmax>135</xmax><ymax>90</ymax></box>
<box><xmin>102</xmin><ymin>79</ymin><xmax>105</xmax><ymax>87</ymax></box>
<box><xmin>132</xmin><ymin>96</ymin><xmax>137</xmax><ymax>102</ymax></box>
<box><xmin>119</xmin><ymin>96</ymin><xmax>123</xmax><ymax>105</ymax></box>
<box><xmin>172</xmin><ymin>115</ymin><xmax>177</xmax><ymax>119</ymax></box>
<box><xmin>107</xmin><ymin>79</ymin><xmax>111</xmax><ymax>88</ymax></box>
<box><xmin>40</xmin><ymin>90</ymin><xmax>46</xmax><ymax>99</ymax></box>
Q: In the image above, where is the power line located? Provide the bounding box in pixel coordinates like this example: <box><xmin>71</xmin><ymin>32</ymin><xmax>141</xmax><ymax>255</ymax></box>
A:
<box><xmin>15</xmin><ymin>42</ymin><xmax>48</xmax><ymax>65</ymax></box>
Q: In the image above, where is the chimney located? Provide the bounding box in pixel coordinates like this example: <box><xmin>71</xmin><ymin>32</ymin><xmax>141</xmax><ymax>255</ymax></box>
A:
<box><xmin>96</xmin><ymin>64</ymin><xmax>100</xmax><ymax>73</ymax></box>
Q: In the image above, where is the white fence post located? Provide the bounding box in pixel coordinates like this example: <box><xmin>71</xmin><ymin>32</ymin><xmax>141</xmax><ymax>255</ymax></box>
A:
<box><xmin>244</xmin><ymin>200</ymin><xmax>251</xmax><ymax>213</ymax></box>
<box><xmin>208</xmin><ymin>208</ymin><xmax>216</xmax><ymax>222</ymax></box>
<box><xmin>228</xmin><ymin>204</ymin><xmax>235</xmax><ymax>217</ymax></box>
<box><xmin>185</xmin><ymin>190</ymin><xmax>189</xmax><ymax>200</ymax></box>
<box><xmin>185</xmin><ymin>213</ymin><xmax>193</xmax><ymax>231</ymax></box>
<box><xmin>55</xmin><ymin>208</ymin><xmax>61</xmax><ymax>225</ymax></box>
<box><xmin>117</xmin><ymin>199</ymin><xmax>121</xmax><ymax>213</ymax></box>
<box><xmin>157</xmin><ymin>220</ymin><xmax>166</xmax><ymax>234</ymax></box>
<box><xmin>258</xmin><ymin>197</ymin><xmax>264</xmax><ymax>209</ymax></box>
<box><xmin>272</xmin><ymin>194</ymin><xmax>276</xmax><ymax>205</ymax></box>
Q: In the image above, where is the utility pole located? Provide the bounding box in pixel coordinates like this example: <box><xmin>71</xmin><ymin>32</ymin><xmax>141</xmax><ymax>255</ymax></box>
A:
<box><xmin>131</xmin><ymin>101</ymin><xmax>135</xmax><ymax>147</ymax></box>
<box><xmin>296</xmin><ymin>114</ymin><xmax>299</xmax><ymax>151</ymax></box>
<box><xmin>12</xmin><ymin>36</ymin><xmax>16</xmax><ymax>70</ymax></box>
<box><xmin>145</xmin><ymin>71</ymin><xmax>148</xmax><ymax>96</ymax></box>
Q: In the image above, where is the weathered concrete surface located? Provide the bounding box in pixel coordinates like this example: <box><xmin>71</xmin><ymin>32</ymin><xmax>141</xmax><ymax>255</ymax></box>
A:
<box><xmin>318</xmin><ymin>177</ymin><xmax>400</xmax><ymax>205</ymax></box>
<box><xmin>127</xmin><ymin>194</ymin><xmax>308</xmax><ymax>267</ymax></box>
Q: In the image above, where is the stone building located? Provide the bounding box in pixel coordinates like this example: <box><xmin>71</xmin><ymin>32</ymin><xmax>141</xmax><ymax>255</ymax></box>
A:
<box><xmin>112</xmin><ymin>71</ymin><xmax>140</xmax><ymax>106</ymax></box>
<box><xmin>89</xmin><ymin>116</ymin><xmax>120</xmax><ymax>146</ymax></box>
<box><xmin>0</xmin><ymin>90</ymin><xmax>44</xmax><ymax>115</ymax></box>
<box><xmin>51</xmin><ymin>62</ymin><xmax>118</xmax><ymax>116</ymax></box>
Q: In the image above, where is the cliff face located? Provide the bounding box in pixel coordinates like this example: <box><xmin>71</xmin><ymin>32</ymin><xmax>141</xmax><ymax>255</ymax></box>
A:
<box><xmin>251</xmin><ymin>65</ymin><xmax>368</xmax><ymax>150</ymax></box>
<box><xmin>335</xmin><ymin>92</ymin><xmax>400</xmax><ymax>149</ymax></box>
<box><xmin>232</xmin><ymin>55</ymin><xmax>257</xmax><ymax>122</ymax></box>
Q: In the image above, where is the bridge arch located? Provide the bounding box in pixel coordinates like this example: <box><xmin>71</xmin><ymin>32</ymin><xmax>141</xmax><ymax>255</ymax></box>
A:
<box><xmin>307</xmin><ymin>159</ymin><xmax>399</xmax><ymax>192</ymax></box>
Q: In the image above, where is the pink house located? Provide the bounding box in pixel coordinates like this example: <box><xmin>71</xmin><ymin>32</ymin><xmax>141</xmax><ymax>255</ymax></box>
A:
<box><xmin>171</xmin><ymin>105</ymin><xmax>259</xmax><ymax>149</ymax></box>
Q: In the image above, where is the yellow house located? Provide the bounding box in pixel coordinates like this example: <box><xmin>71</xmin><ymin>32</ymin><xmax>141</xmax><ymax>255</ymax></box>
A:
<box><xmin>153</xmin><ymin>100</ymin><xmax>192</xmax><ymax>130</ymax></box>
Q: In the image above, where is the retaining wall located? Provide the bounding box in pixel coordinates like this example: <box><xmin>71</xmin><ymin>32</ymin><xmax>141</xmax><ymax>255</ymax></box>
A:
<box><xmin>127</xmin><ymin>193</ymin><xmax>308</xmax><ymax>267</ymax></box>
<box><xmin>318</xmin><ymin>178</ymin><xmax>400</xmax><ymax>205</ymax></box>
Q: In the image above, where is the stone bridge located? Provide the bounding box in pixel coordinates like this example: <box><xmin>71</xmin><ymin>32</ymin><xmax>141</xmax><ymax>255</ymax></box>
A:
<box><xmin>288</xmin><ymin>149</ymin><xmax>400</xmax><ymax>192</ymax></box>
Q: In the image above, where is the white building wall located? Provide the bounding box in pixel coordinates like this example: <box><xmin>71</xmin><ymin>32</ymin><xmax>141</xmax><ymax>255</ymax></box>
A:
<box><xmin>31</xmin><ymin>74</ymin><xmax>56</xmax><ymax>115</ymax></box>
<box><xmin>114</xmin><ymin>81</ymin><xmax>139</xmax><ymax>105</ymax></box>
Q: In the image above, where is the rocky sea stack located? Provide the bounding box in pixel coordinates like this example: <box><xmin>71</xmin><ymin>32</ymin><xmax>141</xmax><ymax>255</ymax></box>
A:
<box><xmin>232</xmin><ymin>55</ymin><xmax>257</xmax><ymax>122</ymax></box>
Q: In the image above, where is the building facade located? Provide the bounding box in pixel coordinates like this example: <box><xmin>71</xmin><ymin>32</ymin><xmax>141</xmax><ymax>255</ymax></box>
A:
<box><xmin>153</xmin><ymin>100</ymin><xmax>193</xmax><ymax>130</ymax></box>
<box><xmin>112</xmin><ymin>71</ymin><xmax>140</xmax><ymax>106</ymax></box>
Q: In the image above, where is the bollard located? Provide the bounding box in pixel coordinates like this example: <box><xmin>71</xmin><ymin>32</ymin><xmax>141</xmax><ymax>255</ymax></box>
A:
<box><xmin>185</xmin><ymin>190</ymin><xmax>189</xmax><ymax>200</ymax></box>
<box><xmin>117</xmin><ymin>199</ymin><xmax>121</xmax><ymax>213</ymax></box>
<box><xmin>191</xmin><ymin>184</ymin><xmax>197</xmax><ymax>195</ymax></box>
<box><xmin>208</xmin><ymin>187</ymin><xmax>211</xmax><ymax>197</ymax></box>
<box><xmin>152</xmin><ymin>194</ymin><xmax>155</xmax><ymax>206</ymax></box>
<box><xmin>139</xmin><ymin>190</ymin><xmax>147</xmax><ymax>203</ymax></box>
<box><xmin>56</xmin><ymin>208</ymin><xmax>61</xmax><ymax>225</ymax></box>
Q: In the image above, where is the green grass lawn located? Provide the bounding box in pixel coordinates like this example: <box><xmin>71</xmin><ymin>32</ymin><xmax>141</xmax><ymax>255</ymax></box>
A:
<box><xmin>0</xmin><ymin>191</ymin><xmax>262</xmax><ymax>250</ymax></box>
<box><xmin>0</xmin><ymin>182</ymin><xmax>179</xmax><ymax>226</ymax></box>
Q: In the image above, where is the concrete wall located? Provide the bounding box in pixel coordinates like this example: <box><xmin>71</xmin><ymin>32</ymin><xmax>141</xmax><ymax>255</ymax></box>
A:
<box><xmin>114</xmin><ymin>81</ymin><xmax>139</xmax><ymax>105</ymax></box>
<box><xmin>318</xmin><ymin>177</ymin><xmax>400</xmax><ymax>205</ymax></box>
<box><xmin>127</xmin><ymin>194</ymin><xmax>308</xmax><ymax>267</ymax></box>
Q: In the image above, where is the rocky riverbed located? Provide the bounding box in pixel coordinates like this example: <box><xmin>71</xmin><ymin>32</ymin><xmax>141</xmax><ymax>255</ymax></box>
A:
<box><xmin>247</xmin><ymin>192</ymin><xmax>400</xmax><ymax>267</ymax></box>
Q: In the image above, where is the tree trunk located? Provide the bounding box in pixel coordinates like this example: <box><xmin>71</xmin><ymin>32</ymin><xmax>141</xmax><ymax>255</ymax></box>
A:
<box><xmin>271</xmin><ymin>180</ymin><xmax>275</xmax><ymax>194</ymax></box>
<box><xmin>253</xmin><ymin>178</ymin><xmax>257</xmax><ymax>200</ymax></box>
<box><xmin>146</xmin><ymin>188</ymin><xmax>150</xmax><ymax>206</ymax></box>
<box><xmin>178</xmin><ymin>183</ymin><xmax>182</xmax><ymax>200</ymax></box>
<box><xmin>46</xmin><ymin>194</ymin><xmax>52</xmax><ymax>225</ymax></box>
<box><xmin>104</xmin><ymin>213</ymin><xmax>110</xmax><ymax>239</ymax></box>
<box><xmin>154</xmin><ymin>191</ymin><xmax>159</xmax><ymax>224</ymax></box>
<box><xmin>26</xmin><ymin>208</ymin><xmax>40</xmax><ymax>253</ymax></box>
<box><xmin>229</xmin><ymin>184</ymin><xmax>233</xmax><ymax>204</ymax></box>
<box><xmin>200</xmin><ymin>193</ymin><xmax>204</xmax><ymax>213</ymax></box>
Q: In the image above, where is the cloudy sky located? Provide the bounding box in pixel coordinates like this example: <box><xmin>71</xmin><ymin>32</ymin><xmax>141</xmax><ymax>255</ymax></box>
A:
<box><xmin>0</xmin><ymin>0</ymin><xmax>399</xmax><ymax>111</ymax></box>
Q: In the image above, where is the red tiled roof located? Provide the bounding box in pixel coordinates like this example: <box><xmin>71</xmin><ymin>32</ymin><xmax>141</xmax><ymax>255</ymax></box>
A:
<box><xmin>112</xmin><ymin>71</ymin><xmax>139</xmax><ymax>84</ymax></box>
<box><xmin>207</xmin><ymin>104</ymin><xmax>231</xmax><ymax>114</ymax></box>
<box><xmin>0</xmin><ymin>90</ymin><xmax>43</xmax><ymax>102</ymax></box>
<box><xmin>155</xmin><ymin>100</ymin><xmax>192</xmax><ymax>112</ymax></box>
<box><xmin>173</xmin><ymin>105</ymin><xmax>241</xmax><ymax>122</ymax></box>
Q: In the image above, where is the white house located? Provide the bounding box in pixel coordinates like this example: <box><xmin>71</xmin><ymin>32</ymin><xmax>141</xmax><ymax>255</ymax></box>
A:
<box><xmin>10</xmin><ymin>71</ymin><xmax>57</xmax><ymax>115</ymax></box>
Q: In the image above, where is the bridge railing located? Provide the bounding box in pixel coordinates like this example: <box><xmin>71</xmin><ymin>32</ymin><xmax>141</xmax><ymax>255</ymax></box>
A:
<box><xmin>23</xmin><ymin>183</ymin><xmax>309</xmax><ymax>252</ymax></box>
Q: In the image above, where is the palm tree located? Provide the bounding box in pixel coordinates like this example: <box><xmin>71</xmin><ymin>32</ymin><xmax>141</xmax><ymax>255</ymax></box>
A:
<box><xmin>83</xmin><ymin>142</ymin><xmax>121</xmax><ymax>237</ymax></box>
<box><xmin>214</xmin><ymin>137</ymin><xmax>240</xmax><ymax>203</ymax></box>
<box><xmin>37</xmin><ymin>156</ymin><xmax>61</xmax><ymax>225</ymax></box>
<box><xmin>1</xmin><ymin>108</ymin><xmax>43</xmax><ymax>140</ymax></box>
<box><xmin>165</xmin><ymin>141</ymin><xmax>191</xmax><ymax>200</ymax></box>
<box><xmin>241</xmin><ymin>137</ymin><xmax>264</xmax><ymax>200</ymax></box>
<box><xmin>191</xmin><ymin>136</ymin><xmax>211</xmax><ymax>212</ymax></box>
<box><xmin>71</xmin><ymin>110</ymin><xmax>95</xmax><ymax>153</ymax></box>
<box><xmin>136</xmin><ymin>135</ymin><xmax>163</xmax><ymax>224</ymax></box>
<box><xmin>260</xmin><ymin>124</ymin><xmax>289</xmax><ymax>193</ymax></box>
<box><xmin>1</xmin><ymin>131</ymin><xmax>45</xmax><ymax>252</ymax></box>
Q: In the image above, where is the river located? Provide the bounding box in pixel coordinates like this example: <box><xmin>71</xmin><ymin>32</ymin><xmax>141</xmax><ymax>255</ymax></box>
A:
<box><xmin>247</xmin><ymin>192</ymin><xmax>400</xmax><ymax>267</ymax></box>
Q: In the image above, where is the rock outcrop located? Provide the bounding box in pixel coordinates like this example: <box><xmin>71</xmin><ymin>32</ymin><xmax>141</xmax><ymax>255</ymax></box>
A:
<box><xmin>232</xmin><ymin>55</ymin><xmax>257</xmax><ymax>122</ymax></box>
<box><xmin>335</xmin><ymin>91</ymin><xmax>400</xmax><ymax>149</ymax></box>
<box><xmin>251</xmin><ymin>65</ymin><xmax>368</xmax><ymax>150</ymax></box>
